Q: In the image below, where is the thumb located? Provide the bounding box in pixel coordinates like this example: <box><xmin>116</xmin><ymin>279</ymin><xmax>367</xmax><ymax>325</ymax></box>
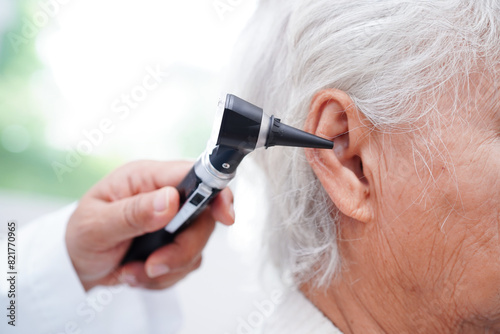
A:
<box><xmin>102</xmin><ymin>186</ymin><xmax>180</xmax><ymax>244</ymax></box>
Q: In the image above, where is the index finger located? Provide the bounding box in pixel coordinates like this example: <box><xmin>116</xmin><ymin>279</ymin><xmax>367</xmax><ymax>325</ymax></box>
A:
<box><xmin>90</xmin><ymin>160</ymin><xmax>194</xmax><ymax>202</ymax></box>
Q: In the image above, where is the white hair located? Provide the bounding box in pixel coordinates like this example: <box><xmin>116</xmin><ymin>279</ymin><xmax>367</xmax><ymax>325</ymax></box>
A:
<box><xmin>226</xmin><ymin>0</ymin><xmax>500</xmax><ymax>287</ymax></box>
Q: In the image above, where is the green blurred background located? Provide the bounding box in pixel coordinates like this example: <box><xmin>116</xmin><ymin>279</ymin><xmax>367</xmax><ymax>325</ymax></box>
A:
<box><xmin>0</xmin><ymin>0</ymin><xmax>252</xmax><ymax>200</ymax></box>
<box><xmin>0</xmin><ymin>0</ymin><xmax>109</xmax><ymax>198</ymax></box>
<box><xmin>0</xmin><ymin>2</ymin><xmax>282</xmax><ymax>334</ymax></box>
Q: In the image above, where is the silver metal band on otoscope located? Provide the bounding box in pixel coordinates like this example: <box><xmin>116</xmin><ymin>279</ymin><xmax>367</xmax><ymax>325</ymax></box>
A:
<box><xmin>197</xmin><ymin>150</ymin><xmax>235</xmax><ymax>189</ymax></box>
<box><xmin>255</xmin><ymin>110</ymin><xmax>271</xmax><ymax>150</ymax></box>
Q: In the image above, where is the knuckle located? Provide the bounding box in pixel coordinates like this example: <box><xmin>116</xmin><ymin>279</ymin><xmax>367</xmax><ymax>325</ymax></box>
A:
<box><xmin>180</xmin><ymin>251</ymin><xmax>197</xmax><ymax>266</ymax></box>
<box><xmin>114</xmin><ymin>161</ymin><xmax>140</xmax><ymax>177</ymax></box>
<box><xmin>123</xmin><ymin>197</ymin><xmax>144</xmax><ymax>233</ymax></box>
<box><xmin>182</xmin><ymin>254</ymin><xmax>202</xmax><ymax>271</ymax></box>
<box><xmin>176</xmin><ymin>244</ymin><xmax>200</xmax><ymax>267</ymax></box>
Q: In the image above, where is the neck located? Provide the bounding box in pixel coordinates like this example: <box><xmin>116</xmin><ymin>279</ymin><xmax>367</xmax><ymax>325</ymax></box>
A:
<box><xmin>300</xmin><ymin>272</ymin><xmax>488</xmax><ymax>334</ymax></box>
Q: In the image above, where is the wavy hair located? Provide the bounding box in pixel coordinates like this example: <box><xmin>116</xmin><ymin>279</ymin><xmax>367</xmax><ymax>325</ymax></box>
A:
<box><xmin>226</xmin><ymin>0</ymin><xmax>500</xmax><ymax>287</ymax></box>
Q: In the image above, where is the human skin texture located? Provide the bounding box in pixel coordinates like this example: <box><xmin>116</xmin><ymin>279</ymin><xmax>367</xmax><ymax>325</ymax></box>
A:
<box><xmin>302</xmin><ymin>74</ymin><xmax>499</xmax><ymax>333</ymax></box>
<box><xmin>66</xmin><ymin>161</ymin><xmax>235</xmax><ymax>291</ymax></box>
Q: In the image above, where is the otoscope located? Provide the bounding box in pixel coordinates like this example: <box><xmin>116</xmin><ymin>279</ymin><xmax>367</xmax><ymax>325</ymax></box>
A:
<box><xmin>121</xmin><ymin>94</ymin><xmax>333</xmax><ymax>264</ymax></box>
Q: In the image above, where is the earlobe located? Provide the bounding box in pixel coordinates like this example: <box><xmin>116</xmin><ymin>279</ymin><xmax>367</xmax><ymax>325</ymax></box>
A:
<box><xmin>304</xmin><ymin>89</ymin><xmax>374</xmax><ymax>223</ymax></box>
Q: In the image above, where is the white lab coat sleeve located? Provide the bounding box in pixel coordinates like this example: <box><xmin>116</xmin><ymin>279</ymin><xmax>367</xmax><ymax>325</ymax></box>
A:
<box><xmin>0</xmin><ymin>203</ymin><xmax>183</xmax><ymax>334</ymax></box>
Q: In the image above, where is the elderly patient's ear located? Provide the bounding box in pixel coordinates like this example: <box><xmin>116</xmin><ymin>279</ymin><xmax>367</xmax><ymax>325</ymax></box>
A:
<box><xmin>304</xmin><ymin>89</ymin><xmax>374</xmax><ymax>223</ymax></box>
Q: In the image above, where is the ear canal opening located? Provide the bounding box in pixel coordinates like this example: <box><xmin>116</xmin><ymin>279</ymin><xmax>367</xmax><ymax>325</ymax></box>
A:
<box><xmin>332</xmin><ymin>132</ymin><xmax>368</xmax><ymax>185</ymax></box>
<box><xmin>353</xmin><ymin>155</ymin><xmax>368</xmax><ymax>185</ymax></box>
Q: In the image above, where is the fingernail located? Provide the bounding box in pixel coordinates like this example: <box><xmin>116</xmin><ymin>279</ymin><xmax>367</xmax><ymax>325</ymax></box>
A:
<box><xmin>229</xmin><ymin>203</ymin><xmax>235</xmax><ymax>222</ymax></box>
<box><xmin>147</xmin><ymin>264</ymin><xmax>170</xmax><ymax>278</ymax></box>
<box><xmin>121</xmin><ymin>274</ymin><xmax>137</xmax><ymax>286</ymax></box>
<box><xmin>154</xmin><ymin>188</ymin><xmax>170</xmax><ymax>213</ymax></box>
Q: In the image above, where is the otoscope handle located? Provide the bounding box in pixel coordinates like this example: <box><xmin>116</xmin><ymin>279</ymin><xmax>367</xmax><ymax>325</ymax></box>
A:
<box><xmin>119</xmin><ymin>226</ymin><xmax>176</xmax><ymax>264</ymax></box>
<box><xmin>120</xmin><ymin>166</ymin><xmax>221</xmax><ymax>264</ymax></box>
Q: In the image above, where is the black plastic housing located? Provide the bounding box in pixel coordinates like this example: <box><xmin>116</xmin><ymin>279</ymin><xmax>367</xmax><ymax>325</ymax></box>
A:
<box><xmin>266</xmin><ymin>116</ymin><xmax>333</xmax><ymax>149</ymax></box>
<box><xmin>209</xmin><ymin>145</ymin><xmax>247</xmax><ymax>174</ymax></box>
<box><xmin>217</xmin><ymin>95</ymin><xmax>263</xmax><ymax>151</ymax></box>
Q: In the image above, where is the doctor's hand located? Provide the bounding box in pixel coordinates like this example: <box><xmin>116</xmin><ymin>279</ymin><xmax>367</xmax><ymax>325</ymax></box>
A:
<box><xmin>65</xmin><ymin>160</ymin><xmax>235</xmax><ymax>291</ymax></box>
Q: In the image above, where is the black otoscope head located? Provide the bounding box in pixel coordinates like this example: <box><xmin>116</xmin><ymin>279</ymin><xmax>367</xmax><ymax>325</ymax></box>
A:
<box><xmin>208</xmin><ymin>94</ymin><xmax>333</xmax><ymax>174</ymax></box>
<box><xmin>120</xmin><ymin>94</ymin><xmax>334</xmax><ymax>264</ymax></box>
<box><xmin>216</xmin><ymin>94</ymin><xmax>263</xmax><ymax>151</ymax></box>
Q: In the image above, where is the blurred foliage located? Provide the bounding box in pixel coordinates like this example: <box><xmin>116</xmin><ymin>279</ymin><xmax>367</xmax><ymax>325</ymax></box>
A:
<box><xmin>0</xmin><ymin>0</ymin><xmax>121</xmax><ymax>199</ymax></box>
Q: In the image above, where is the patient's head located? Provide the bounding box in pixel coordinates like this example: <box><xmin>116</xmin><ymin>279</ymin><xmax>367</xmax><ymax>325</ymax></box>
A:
<box><xmin>232</xmin><ymin>0</ymin><xmax>499</xmax><ymax>332</ymax></box>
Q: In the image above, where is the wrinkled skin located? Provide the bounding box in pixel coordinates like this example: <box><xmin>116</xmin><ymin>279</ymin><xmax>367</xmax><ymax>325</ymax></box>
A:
<box><xmin>303</xmin><ymin>73</ymin><xmax>499</xmax><ymax>333</ymax></box>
